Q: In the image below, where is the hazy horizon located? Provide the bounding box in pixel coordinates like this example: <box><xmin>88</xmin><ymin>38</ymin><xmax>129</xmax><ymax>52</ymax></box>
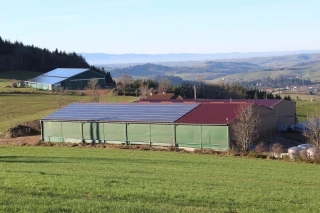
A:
<box><xmin>1</xmin><ymin>0</ymin><xmax>320</xmax><ymax>54</ymax></box>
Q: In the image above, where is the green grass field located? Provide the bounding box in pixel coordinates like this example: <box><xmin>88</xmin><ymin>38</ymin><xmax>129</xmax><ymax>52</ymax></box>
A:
<box><xmin>0</xmin><ymin>94</ymin><xmax>138</xmax><ymax>133</ymax></box>
<box><xmin>209</xmin><ymin>69</ymin><xmax>320</xmax><ymax>83</ymax></box>
<box><xmin>0</xmin><ymin>146</ymin><xmax>320</xmax><ymax>212</ymax></box>
<box><xmin>296</xmin><ymin>101</ymin><xmax>320</xmax><ymax>122</ymax></box>
<box><xmin>0</xmin><ymin>69</ymin><xmax>138</xmax><ymax>133</ymax></box>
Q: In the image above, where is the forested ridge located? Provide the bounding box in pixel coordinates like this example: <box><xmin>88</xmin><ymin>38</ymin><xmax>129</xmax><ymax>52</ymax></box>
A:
<box><xmin>0</xmin><ymin>36</ymin><xmax>89</xmax><ymax>72</ymax></box>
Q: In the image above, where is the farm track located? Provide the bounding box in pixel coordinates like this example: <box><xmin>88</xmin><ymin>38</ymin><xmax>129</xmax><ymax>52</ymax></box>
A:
<box><xmin>0</xmin><ymin>135</ymin><xmax>41</xmax><ymax>145</ymax></box>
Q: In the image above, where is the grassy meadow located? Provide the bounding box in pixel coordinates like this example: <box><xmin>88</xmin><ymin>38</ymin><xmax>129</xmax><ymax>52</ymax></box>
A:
<box><xmin>0</xmin><ymin>71</ymin><xmax>138</xmax><ymax>133</ymax></box>
<box><xmin>296</xmin><ymin>100</ymin><xmax>320</xmax><ymax>122</ymax></box>
<box><xmin>1</xmin><ymin>146</ymin><xmax>320</xmax><ymax>212</ymax></box>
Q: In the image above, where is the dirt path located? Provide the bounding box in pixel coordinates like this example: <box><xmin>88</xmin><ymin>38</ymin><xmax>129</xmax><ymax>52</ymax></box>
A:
<box><xmin>0</xmin><ymin>135</ymin><xmax>41</xmax><ymax>145</ymax></box>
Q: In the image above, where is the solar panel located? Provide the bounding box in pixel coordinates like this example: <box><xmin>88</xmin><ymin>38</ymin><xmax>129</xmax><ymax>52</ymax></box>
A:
<box><xmin>27</xmin><ymin>68</ymin><xmax>89</xmax><ymax>85</ymax></box>
<box><xmin>43</xmin><ymin>103</ymin><xmax>199</xmax><ymax>123</ymax></box>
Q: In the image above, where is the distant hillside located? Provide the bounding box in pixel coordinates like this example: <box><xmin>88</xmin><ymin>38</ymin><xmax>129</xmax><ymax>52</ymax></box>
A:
<box><xmin>219</xmin><ymin>53</ymin><xmax>320</xmax><ymax>68</ymax></box>
<box><xmin>210</xmin><ymin>60</ymin><xmax>320</xmax><ymax>83</ymax></box>
<box><xmin>0</xmin><ymin>36</ymin><xmax>89</xmax><ymax>72</ymax></box>
<box><xmin>111</xmin><ymin>63</ymin><xmax>172</xmax><ymax>77</ymax></box>
<box><xmin>110</xmin><ymin>62</ymin><xmax>262</xmax><ymax>82</ymax></box>
<box><xmin>82</xmin><ymin>51</ymin><xmax>320</xmax><ymax>65</ymax></box>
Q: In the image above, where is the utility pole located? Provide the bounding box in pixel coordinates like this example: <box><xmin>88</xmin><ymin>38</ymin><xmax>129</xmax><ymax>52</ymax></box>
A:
<box><xmin>194</xmin><ymin>85</ymin><xmax>197</xmax><ymax>100</ymax></box>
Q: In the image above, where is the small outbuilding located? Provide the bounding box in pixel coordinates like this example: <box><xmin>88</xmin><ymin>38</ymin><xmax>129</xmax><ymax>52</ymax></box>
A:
<box><xmin>41</xmin><ymin>102</ymin><xmax>277</xmax><ymax>150</ymax></box>
<box><xmin>25</xmin><ymin>68</ymin><xmax>106</xmax><ymax>90</ymax></box>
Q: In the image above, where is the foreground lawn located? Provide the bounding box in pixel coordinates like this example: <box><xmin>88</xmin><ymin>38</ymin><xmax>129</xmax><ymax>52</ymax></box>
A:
<box><xmin>0</xmin><ymin>147</ymin><xmax>319</xmax><ymax>212</ymax></box>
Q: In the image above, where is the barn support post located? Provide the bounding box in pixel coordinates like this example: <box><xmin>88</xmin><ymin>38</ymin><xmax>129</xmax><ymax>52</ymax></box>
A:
<box><xmin>173</xmin><ymin>124</ymin><xmax>176</xmax><ymax>147</ymax></box>
<box><xmin>40</xmin><ymin>120</ymin><xmax>44</xmax><ymax>141</ymax></box>
<box><xmin>81</xmin><ymin>123</ymin><xmax>84</xmax><ymax>142</ymax></box>
<box><xmin>125</xmin><ymin>123</ymin><xmax>128</xmax><ymax>145</ymax></box>
<box><xmin>149</xmin><ymin>124</ymin><xmax>152</xmax><ymax>146</ymax></box>
<box><xmin>227</xmin><ymin>126</ymin><xmax>230</xmax><ymax>149</ymax></box>
<box><xmin>200</xmin><ymin>125</ymin><xmax>203</xmax><ymax>149</ymax></box>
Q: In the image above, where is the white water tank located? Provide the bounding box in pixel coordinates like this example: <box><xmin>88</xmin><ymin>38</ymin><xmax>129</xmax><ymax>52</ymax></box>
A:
<box><xmin>307</xmin><ymin>147</ymin><xmax>320</xmax><ymax>160</ymax></box>
<box><xmin>298</xmin><ymin>144</ymin><xmax>315</xmax><ymax>149</ymax></box>
<box><xmin>288</xmin><ymin>146</ymin><xmax>303</xmax><ymax>159</ymax></box>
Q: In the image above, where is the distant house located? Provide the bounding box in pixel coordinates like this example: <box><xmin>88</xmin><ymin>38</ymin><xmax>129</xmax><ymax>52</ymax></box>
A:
<box><xmin>25</xmin><ymin>68</ymin><xmax>106</xmax><ymax>90</ymax></box>
<box><xmin>143</xmin><ymin>92</ymin><xmax>183</xmax><ymax>101</ymax></box>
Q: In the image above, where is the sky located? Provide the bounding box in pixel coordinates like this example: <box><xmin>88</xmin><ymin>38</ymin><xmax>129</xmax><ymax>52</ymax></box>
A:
<box><xmin>1</xmin><ymin>0</ymin><xmax>320</xmax><ymax>54</ymax></box>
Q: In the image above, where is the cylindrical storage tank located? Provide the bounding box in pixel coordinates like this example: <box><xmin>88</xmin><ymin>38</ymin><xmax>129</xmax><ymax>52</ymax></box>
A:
<box><xmin>288</xmin><ymin>147</ymin><xmax>303</xmax><ymax>159</ymax></box>
<box><xmin>298</xmin><ymin>144</ymin><xmax>314</xmax><ymax>149</ymax></box>
<box><xmin>307</xmin><ymin>147</ymin><xmax>320</xmax><ymax>160</ymax></box>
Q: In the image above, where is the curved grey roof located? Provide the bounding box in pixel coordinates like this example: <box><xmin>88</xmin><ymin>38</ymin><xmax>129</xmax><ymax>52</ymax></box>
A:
<box><xmin>27</xmin><ymin>68</ymin><xmax>89</xmax><ymax>85</ymax></box>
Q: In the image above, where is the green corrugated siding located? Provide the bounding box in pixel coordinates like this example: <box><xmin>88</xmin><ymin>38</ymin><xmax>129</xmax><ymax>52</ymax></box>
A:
<box><xmin>42</xmin><ymin>121</ymin><xmax>229</xmax><ymax>150</ymax></box>
<box><xmin>103</xmin><ymin>123</ymin><xmax>126</xmax><ymax>142</ymax></box>
<box><xmin>201</xmin><ymin>126</ymin><xmax>229</xmax><ymax>150</ymax></box>
<box><xmin>150</xmin><ymin>124</ymin><xmax>174</xmax><ymax>145</ymax></box>
<box><xmin>127</xmin><ymin>123</ymin><xmax>150</xmax><ymax>144</ymax></box>
<box><xmin>176</xmin><ymin>125</ymin><xmax>201</xmax><ymax>148</ymax></box>
<box><xmin>43</xmin><ymin>121</ymin><xmax>62</xmax><ymax>137</ymax></box>
<box><xmin>61</xmin><ymin>122</ymin><xmax>81</xmax><ymax>139</ymax></box>
<box><xmin>83</xmin><ymin>123</ymin><xmax>104</xmax><ymax>140</ymax></box>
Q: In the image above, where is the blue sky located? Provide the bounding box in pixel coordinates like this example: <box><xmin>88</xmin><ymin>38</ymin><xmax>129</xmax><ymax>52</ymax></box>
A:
<box><xmin>1</xmin><ymin>0</ymin><xmax>319</xmax><ymax>54</ymax></box>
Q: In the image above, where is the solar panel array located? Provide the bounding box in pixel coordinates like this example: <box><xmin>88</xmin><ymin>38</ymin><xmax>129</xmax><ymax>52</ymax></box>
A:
<box><xmin>43</xmin><ymin>103</ymin><xmax>200</xmax><ymax>123</ymax></box>
<box><xmin>28</xmin><ymin>68</ymin><xmax>89</xmax><ymax>85</ymax></box>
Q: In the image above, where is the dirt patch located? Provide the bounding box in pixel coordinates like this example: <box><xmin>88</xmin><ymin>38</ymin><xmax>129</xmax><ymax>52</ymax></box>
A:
<box><xmin>0</xmin><ymin>135</ymin><xmax>41</xmax><ymax>146</ymax></box>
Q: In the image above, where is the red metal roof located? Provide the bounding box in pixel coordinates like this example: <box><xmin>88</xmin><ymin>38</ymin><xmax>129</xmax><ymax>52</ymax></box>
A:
<box><xmin>139</xmin><ymin>99</ymin><xmax>283</xmax><ymax>108</ymax></box>
<box><xmin>175</xmin><ymin>103</ymin><xmax>251</xmax><ymax>125</ymax></box>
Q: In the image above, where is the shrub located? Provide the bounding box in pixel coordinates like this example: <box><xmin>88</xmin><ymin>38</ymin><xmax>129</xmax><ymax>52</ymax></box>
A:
<box><xmin>255</xmin><ymin>142</ymin><xmax>267</xmax><ymax>153</ymax></box>
<box><xmin>247</xmin><ymin>151</ymin><xmax>267</xmax><ymax>159</ymax></box>
<box><xmin>270</xmin><ymin>143</ymin><xmax>284</xmax><ymax>158</ymax></box>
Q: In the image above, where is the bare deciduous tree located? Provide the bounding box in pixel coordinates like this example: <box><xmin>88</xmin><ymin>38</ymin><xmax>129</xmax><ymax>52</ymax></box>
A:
<box><xmin>139</xmin><ymin>85</ymin><xmax>153</xmax><ymax>99</ymax></box>
<box><xmin>56</xmin><ymin>88</ymin><xmax>66</xmax><ymax>109</ymax></box>
<box><xmin>157</xmin><ymin>78</ymin><xmax>171</xmax><ymax>94</ymax></box>
<box><xmin>86</xmin><ymin>79</ymin><xmax>100</xmax><ymax>102</ymax></box>
<box><xmin>118</xmin><ymin>74</ymin><xmax>133</xmax><ymax>96</ymax></box>
<box><xmin>231</xmin><ymin>104</ymin><xmax>261</xmax><ymax>152</ymax></box>
<box><xmin>302</xmin><ymin>111</ymin><xmax>320</xmax><ymax>148</ymax></box>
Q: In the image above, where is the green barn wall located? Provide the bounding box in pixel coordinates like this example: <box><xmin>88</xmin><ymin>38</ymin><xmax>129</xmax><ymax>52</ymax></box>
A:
<box><xmin>41</xmin><ymin>121</ymin><xmax>229</xmax><ymax>150</ymax></box>
<box><xmin>61</xmin><ymin>70</ymin><xmax>105</xmax><ymax>90</ymax></box>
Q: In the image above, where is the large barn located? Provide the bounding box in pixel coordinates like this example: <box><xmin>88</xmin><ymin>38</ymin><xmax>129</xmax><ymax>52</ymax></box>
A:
<box><xmin>26</xmin><ymin>68</ymin><xmax>106</xmax><ymax>90</ymax></box>
<box><xmin>41</xmin><ymin>102</ymin><xmax>277</xmax><ymax>150</ymax></box>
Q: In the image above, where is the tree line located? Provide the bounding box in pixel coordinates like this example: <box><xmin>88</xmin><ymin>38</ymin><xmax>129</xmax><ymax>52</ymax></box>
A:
<box><xmin>0</xmin><ymin>36</ymin><xmax>89</xmax><ymax>72</ymax></box>
<box><xmin>116</xmin><ymin>74</ymin><xmax>282</xmax><ymax>99</ymax></box>
<box><xmin>0</xmin><ymin>36</ymin><xmax>115</xmax><ymax>86</ymax></box>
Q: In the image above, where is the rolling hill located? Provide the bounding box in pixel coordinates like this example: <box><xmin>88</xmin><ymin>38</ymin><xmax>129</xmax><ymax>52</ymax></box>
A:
<box><xmin>210</xmin><ymin>60</ymin><xmax>320</xmax><ymax>83</ymax></box>
<box><xmin>108</xmin><ymin>54</ymin><xmax>320</xmax><ymax>83</ymax></box>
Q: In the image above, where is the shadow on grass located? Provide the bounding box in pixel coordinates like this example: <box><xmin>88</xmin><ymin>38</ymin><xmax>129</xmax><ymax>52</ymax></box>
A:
<box><xmin>0</xmin><ymin>156</ymin><xmax>51</xmax><ymax>163</ymax></box>
<box><xmin>0</xmin><ymin>155</ymin><xmax>197</xmax><ymax>165</ymax></box>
